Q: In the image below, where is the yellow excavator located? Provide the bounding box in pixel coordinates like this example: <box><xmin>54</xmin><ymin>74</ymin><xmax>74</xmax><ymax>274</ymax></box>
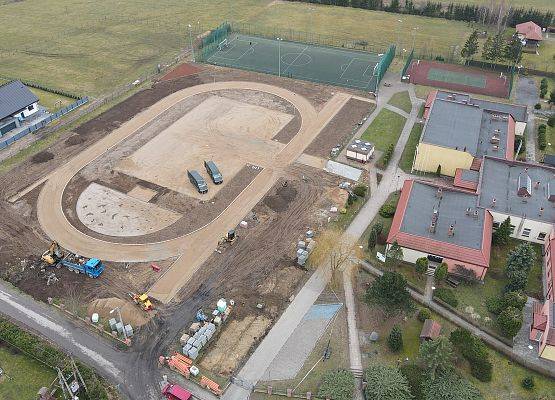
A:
<box><xmin>41</xmin><ymin>241</ymin><xmax>64</xmax><ymax>266</ymax></box>
<box><xmin>129</xmin><ymin>292</ymin><xmax>153</xmax><ymax>311</ymax></box>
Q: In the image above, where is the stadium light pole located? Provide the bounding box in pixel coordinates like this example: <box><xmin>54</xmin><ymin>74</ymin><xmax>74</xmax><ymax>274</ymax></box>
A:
<box><xmin>188</xmin><ymin>24</ymin><xmax>195</xmax><ymax>62</ymax></box>
<box><xmin>277</xmin><ymin>37</ymin><xmax>283</xmax><ymax>77</ymax></box>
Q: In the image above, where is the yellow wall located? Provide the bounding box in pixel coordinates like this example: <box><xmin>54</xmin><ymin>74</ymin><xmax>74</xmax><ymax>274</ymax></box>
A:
<box><xmin>540</xmin><ymin>344</ymin><xmax>555</xmax><ymax>362</ymax></box>
<box><xmin>413</xmin><ymin>143</ymin><xmax>474</xmax><ymax>177</ymax></box>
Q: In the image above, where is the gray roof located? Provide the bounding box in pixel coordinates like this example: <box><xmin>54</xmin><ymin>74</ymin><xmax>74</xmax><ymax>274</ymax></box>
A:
<box><xmin>422</xmin><ymin>99</ymin><xmax>511</xmax><ymax>157</ymax></box>
<box><xmin>478</xmin><ymin>156</ymin><xmax>555</xmax><ymax>224</ymax></box>
<box><xmin>435</xmin><ymin>90</ymin><xmax>527</xmax><ymax>122</ymax></box>
<box><xmin>400</xmin><ymin>181</ymin><xmax>485</xmax><ymax>250</ymax></box>
<box><xmin>461</xmin><ymin>169</ymin><xmax>480</xmax><ymax>183</ymax></box>
<box><xmin>0</xmin><ymin>80</ymin><xmax>39</xmax><ymax>121</ymax></box>
<box><xmin>347</xmin><ymin>139</ymin><xmax>374</xmax><ymax>155</ymax></box>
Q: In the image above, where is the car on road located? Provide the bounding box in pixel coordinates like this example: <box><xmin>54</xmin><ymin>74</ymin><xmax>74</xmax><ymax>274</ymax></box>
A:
<box><xmin>204</xmin><ymin>160</ymin><xmax>223</xmax><ymax>184</ymax></box>
<box><xmin>187</xmin><ymin>170</ymin><xmax>208</xmax><ymax>194</ymax></box>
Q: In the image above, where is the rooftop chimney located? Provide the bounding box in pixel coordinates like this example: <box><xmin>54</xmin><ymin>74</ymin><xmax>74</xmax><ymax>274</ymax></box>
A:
<box><xmin>447</xmin><ymin>224</ymin><xmax>455</xmax><ymax>237</ymax></box>
<box><xmin>534</xmin><ymin>181</ymin><xmax>541</xmax><ymax>190</ymax></box>
<box><xmin>466</xmin><ymin>207</ymin><xmax>472</xmax><ymax>215</ymax></box>
<box><xmin>436</xmin><ymin>188</ymin><xmax>443</xmax><ymax>198</ymax></box>
<box><xmin>539</xmin><ymin>207</ymin><xmax>544</xmax><ymax>217</ymax></box>
<box><xmin>491</xmin><ymin>197</ymin><xmax>496</xmax><ymax>207</ymax></box>
<box><xmin>473</xmin><ymin>210</ymin><xmax>479</xmax><ymax>219</ymax></box>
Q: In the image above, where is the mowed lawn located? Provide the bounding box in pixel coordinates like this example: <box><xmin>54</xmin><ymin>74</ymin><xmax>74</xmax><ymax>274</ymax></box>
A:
<box><xmin>360</xmin><ymin>108</ymin><xmax>406</xmax><ymax>151</ymax></box>
<box><xmin>388</xmin><ymin>91</ymin><xmax>412</xmax><ymax>114</ymax></box>
<box><xmin>0</xmin><ymin>0</ymin><xmax>272</xmax><ymax>96</ymax></box>
<box><xmin>0</xmin><ymin>345</ymin><xmax>56</xmax><ymax>400</ymax></box>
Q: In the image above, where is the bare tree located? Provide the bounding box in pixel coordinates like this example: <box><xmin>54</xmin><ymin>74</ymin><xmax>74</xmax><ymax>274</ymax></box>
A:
<box><xmin>308</xmin><ymin>229</ymin><xmax>357</xmax><ymax>290</ymax></box>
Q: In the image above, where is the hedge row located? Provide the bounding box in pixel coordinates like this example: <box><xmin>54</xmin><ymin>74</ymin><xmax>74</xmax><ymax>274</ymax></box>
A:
<box><xmin>1</xmin><ymin>76</ymin><xmax>82</xmax><ymax>99</ymax></box>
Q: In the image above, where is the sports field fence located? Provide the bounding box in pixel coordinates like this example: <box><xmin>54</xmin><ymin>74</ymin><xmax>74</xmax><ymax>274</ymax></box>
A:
<box><xmin>375</xmin><ymin>44</ymin><xmax>396</xmax><ymax>88</ymax></box>
<box><xmin>401</xmin><ymin>49</ymin><xmax>414</xmax><ymax>78</ymax></box>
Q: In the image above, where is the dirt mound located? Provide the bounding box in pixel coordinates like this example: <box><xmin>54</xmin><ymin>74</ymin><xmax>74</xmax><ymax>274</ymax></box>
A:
<box><xmin>160</xmin><ymin>63</ymin><xmax>203</xmax><ymax>81</ymax></box>
<box><xmin>87</xmin><ymin>297</ymin><xmax>149</xmax><ymax>327</ymax></box>
<box><xmin>65</xmin><ymin>135</ymin><xmax>86</xmax><ymax>146</ymax></box>
<box><xmin>263</xmin><ymin>184</ymin><xmax>297</xmax><ymax>212</ymax></box>
<box><xmin>31</xmin><ymin>151</ymin><xmax>54</xmax><ymax>163</ymax></box>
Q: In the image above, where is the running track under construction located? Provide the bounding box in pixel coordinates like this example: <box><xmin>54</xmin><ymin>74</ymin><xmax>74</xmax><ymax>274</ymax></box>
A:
<box><xmin>33</xmin><ymin>81</ymin><xmax>352</xmax><ymax>304</ymax></box>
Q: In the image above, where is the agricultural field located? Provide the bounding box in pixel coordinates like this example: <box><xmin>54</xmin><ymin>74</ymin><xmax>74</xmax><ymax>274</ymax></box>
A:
<box><xmin>0</xmin><ymin>0</ymin><xmax>481</xmax><ymax>96</ymax></box>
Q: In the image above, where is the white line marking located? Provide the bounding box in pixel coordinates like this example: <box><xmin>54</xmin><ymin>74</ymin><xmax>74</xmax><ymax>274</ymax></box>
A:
<box><xmin>338</xmin><ymin>58</ymin><xmax>355</xmax><ymax>80</ymax></box>
<box><xmin>281</xmin><ymin>45</ymin><xmax>309</xmax><ymax>76</ymax></box>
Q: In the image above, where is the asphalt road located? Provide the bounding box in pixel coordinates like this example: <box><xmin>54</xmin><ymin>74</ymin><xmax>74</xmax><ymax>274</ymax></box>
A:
<box><xmin>0</xmin><ymin>278</ymin><xmax>215</xmax><ymax>400</ymax></box>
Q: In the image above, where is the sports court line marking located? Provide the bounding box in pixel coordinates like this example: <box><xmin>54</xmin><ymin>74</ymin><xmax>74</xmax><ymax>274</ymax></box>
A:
<box><xmin>281</xmin><ymin>45</ymin><xmax>309</xmax><ymax>76</ymax></box>
<box><xmin>207</xmin><ymin>39</ymin><xmax>258</xmax><ymax>62</ymax></box>
<box><xmin>338</xmin><ymin>58</ymin><xmax>356</xmax><ymax>80</ymax></box>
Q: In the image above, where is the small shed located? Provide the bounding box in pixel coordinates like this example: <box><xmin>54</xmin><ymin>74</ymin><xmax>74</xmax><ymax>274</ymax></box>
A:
<box><xmin>346</xmin><ymin>139</ymin><xmax>374</xmax><ymax>163</ymax></box>
<box><xmin>420</xmin><ymin>319</ymin><xmax>441</xmax><ymax>341</ymax></box>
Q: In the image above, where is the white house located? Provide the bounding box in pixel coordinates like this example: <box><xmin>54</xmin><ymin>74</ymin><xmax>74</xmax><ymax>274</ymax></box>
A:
<box><xmin>346</xmin><ymin>139</ymin><xmax>374</xmax><ymax>163</ymax></box>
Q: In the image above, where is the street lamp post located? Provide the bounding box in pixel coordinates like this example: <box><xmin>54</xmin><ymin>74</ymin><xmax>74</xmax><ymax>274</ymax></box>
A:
<box><xmin>277</xmin><ymin>37</ymin><xmax>283</xmax><ymax>77</ymax></box>
<box><xmin>110</xmin><ymin>307</ymin><xmax>128</xmax><ymax>342</ymax></box>
<box><xmin>188</xmin><ymin>24</ymin><xmax>195</xmax><ymax>62</ymax></box>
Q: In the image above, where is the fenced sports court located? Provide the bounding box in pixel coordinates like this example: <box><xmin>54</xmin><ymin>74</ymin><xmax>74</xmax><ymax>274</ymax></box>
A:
<box><xmin>198</xmin><ymin>22</ymin><xmax>395</xmax><ymax>93</ymax></box>
<box><xmin>406</xmin><ymin>59</ymin><xmax>512</xmax><ymax>98</ymax></box>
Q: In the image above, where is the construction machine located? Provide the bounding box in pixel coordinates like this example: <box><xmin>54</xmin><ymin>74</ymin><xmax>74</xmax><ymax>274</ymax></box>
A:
<box><xmin>41</xmin><ymin>241</ymin><xmax>64</xmax><ymax>265</ymax></box>
<box><xmin>129</xmin><ymin>292</ymin><xmax>153</xmax><ymax>311</ymax></box>
<box><xmin>218</xmin><ymin>229</ymin><xmax>237</xmax><ymax>246</ymax></box>
<box><xmin>41</xmin><ymin>242</ymin><xmax>105</xmax><ymax>278</ymax></box>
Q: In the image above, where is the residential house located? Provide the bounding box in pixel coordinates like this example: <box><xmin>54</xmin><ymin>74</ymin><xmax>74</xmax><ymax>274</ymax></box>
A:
<box><xmin>0</xmin><ymin>80</ymin><xmax>39</xmax><ymax>136</ymax></box>
<box><xmin>516</xmin><ymin>21</ymin><xmax>543</xmax><ymax>49</ymax></box>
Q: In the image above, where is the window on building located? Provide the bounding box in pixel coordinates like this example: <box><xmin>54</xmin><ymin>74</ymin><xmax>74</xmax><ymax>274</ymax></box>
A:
<box><xmin>493</xmin><ymin>222</ymin><xmax>500</xmax><ymax>229</ymax></box>
<box><xmin>522</xmin><ymin>228</ymin><xmax>531</xmax><ymax>238</ymax></box>
<box><xmin>510</xmin><ymin>225</ymin><xmax>516</xmax><ymax>234</ymax></box>
<box><xmin>27</xmin><ymin>104</ymin><xmax>34</xmax><ymax>111</ymax></box>
<box><xmin>537</xmin><ymin>232</ymin><xmax>547</xmax><ymax>241</ymax></box>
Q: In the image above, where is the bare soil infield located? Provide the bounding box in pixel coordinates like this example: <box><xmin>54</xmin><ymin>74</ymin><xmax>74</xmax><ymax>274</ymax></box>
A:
<box><xmin>304</xmin><ymin>98</ymin><xmax>375</xmax><ymax>158</ymax></box>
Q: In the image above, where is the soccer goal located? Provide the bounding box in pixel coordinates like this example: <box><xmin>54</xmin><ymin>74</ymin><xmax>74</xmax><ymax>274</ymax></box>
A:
<box><xmin>218</xmin><ymin>38</ymin><xmax>229</xmax><ymax>51</ymax></box>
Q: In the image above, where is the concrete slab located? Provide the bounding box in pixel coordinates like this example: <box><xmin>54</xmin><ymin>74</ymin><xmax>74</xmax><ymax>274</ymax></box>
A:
<box><xmin>262</xmin><ymin>303</ymin><xmax>342</xmax><ymax>381</ymax></box>
<box><xmin>76</xmin><ymin>183</ymin><xmax>181</xmax><ymax>237</ymax></box>
<box><xmin>324</xmin><ymin>160</ymin><xmax>363</xmax><ymax>181</ymax></box>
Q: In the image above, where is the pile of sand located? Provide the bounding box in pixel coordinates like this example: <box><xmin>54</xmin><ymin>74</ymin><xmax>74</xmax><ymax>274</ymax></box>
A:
<box><xmin>87</xmin><ymin>297</ymin><xmax>149</xmax><ymax>327</ymax></box>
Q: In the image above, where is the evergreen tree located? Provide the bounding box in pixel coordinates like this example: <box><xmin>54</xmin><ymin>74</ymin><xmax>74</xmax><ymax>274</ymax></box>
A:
<box><xmin>364</xmin><ymin>364</ymin><xmax>412</xmax><ymax>400</ymax></box>
<box><xmin>549</xmin><ymin>90</ymin><xmax>555</xmax><ymax>108</ymax></box>
<box><xmin>461</xmin><ymin>31</ymin><xmax>479</xmax><ymax>61</ymax></box>
<box><xmin>386</xmin><ymin>241</ymin><xmax>403</xmax><ymax>268</ymax></box>
<box><xmin>482</xmin><ymin>35</ymin><xmax>494</xmax><ymax>62</ymax></box>
<box><xmin>423</xmin><ymin>373</ymin><xmax>483</xmax><ymax>400</ymax></box>
<box><xmin>418</xmin><ymin>336</ymin><xmax>453</xmax><ymax>380</ymax></box>
<box><xmin>492</xmin><ymin>217</ymin><xmax>511</xmax><ymax>245</ymax></box>
<box><xmin>497</xmin><ymin>306</ymin><xmax>523</xmax><ymax>338</ymax></box>
<box><xmin>434</xmin><ymin>262</ymin><xmax>448</xmax><ymax>281</ymax></box>
<box><xmin>416</xmin><ymin>257</ymin><xmax>428</xmax><ymax>275</ymax></box>
<box><xmin>368</xmin><ymin>228</ymin><xmax>378</xmax><ymax>250</ymax></box>
<box><xmin>388</xmin><ymin>325</ymin><xmax>404</xmax><ymax>352</ymax></box>
<box><xmin>365</xmin><ymin>271</ymin><xmax>412</xmax><ymax>313</ymax></box>
<box><xmin>389</xmin><ymin>0</ymin><xmax>400</xmax><ymax>12</ymax></box>
<box><xmin>503</xmin><ymin>36</ymin><xmax>522</xmax><ymax>65</ymax></box>
<box><xmin>490</xmin><ymin>32</ymin><xmax>505</xmax><ymax>62</ymax></box>
<box><xmin>435</xmin><ymin>164</ymin><xmax>442</xmax><ymax>177</ymax></box>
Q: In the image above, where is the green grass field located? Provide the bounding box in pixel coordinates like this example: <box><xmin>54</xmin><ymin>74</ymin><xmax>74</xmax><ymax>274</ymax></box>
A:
<box><xmin>399</xmin><ymin>122</ymin><xmax>423</xmax><ymax>173</ymax></box>
<box><xmin>0</xmin><ymin>344</ymin><xmax>56</xmax><ymax>400</ymax></box>
<box><xmin>388</xmin><ymin>91</ymin><xmax>412</xmax><ymax>114</ymax></box>
<box><xmin>0</xmin><ymin>0</ymin><xmax>480</xmax><ymax>96</ymax></box>
<box><xmin>360</xmin><ymin>109</ymin><xmax>406</xmax><ymax>151</ymax></box>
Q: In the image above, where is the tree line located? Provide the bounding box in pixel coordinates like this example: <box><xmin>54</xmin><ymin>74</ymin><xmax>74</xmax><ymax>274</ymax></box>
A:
<box><xmin>285</xmin><ymin>0</ymin><xmax>553</xmax><ymax>28</ymax></box>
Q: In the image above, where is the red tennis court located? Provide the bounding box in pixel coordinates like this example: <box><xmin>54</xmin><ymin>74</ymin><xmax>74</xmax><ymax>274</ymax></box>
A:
<box><xmin>408</xmin><ymin>60</ymin><xmax>510</xmax><ymax>98</ymax></box>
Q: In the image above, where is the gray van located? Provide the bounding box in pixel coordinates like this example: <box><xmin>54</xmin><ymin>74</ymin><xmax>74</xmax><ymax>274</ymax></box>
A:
<box><xmin>204</xmin><ymin>160</ymin><xmax>223</xmax><ymax>184</ymax></box>
<box><xmin>187</xmin><ymin>170</ymin><xmax>208</xmax><ymax>194</ymax></box>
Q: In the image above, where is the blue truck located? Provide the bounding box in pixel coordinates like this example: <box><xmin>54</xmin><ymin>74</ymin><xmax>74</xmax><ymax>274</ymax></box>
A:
<box><xmin>42</xmin><ymin>242</ymin><xmax>105</xmax><ymax>278</ymax></box>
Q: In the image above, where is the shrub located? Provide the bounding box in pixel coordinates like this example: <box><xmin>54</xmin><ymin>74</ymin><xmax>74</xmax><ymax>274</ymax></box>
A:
<box><xmin>388</xmin><ymin>325</ymin><xmax>403</xmax><ymax>352</ymax></box>
<box><xmin>368</xmin><ymin>228</ymin><xmax>377</xmax><ymax>250</ymax></box>
<box><xmin>434</xmin><ymin>288</ymin><xmax>458</xmax><ymax>307</ymax></box>
<box><xmin>415</xmin><ymin>257</ymin><xmax>428</xmax><ymax>274</ymax></box>
<box><xmin>497</xmin><ymin>306</ymin><xmax>523</xmax><ymax>338</ymax></box>
<box><xmin>514</xmin><ymin>135</ymin><xmax>526</xmax><ymax>154</ymax></box>
<box><xmin>434</xmin><ymin>262</ymin><xmax>448</xmax><ymax>281</ymax></box>
<box><xmin>399</xmin><ymin>363</ymin><xmax>426</xmax><ymax>400</ymax></box>
<box><xmin>353</xmin><ymin>185</ymin><xmax>368</xmax><ymax>197</ymax></box>
<box><xmin>486</xmin><ymin>296</ymin><xmax>504</xmax><ymax>315</ymax></box>
<box><xmin>373</xmin><ymin>220</ymin><xmax>384</xmax><ymax>236</ymax></box>
<box><xmin>534</xmin><ymin>103</ymin><xmax>541</xmax><ymax>110</ymax></box>
<box><xmin>379</xmin><ymin>143</ymin><xmax>396</xmax><ymax>168</ymax></box>
<box><xmin>538</xmin><ymin>130</ymin><xmax>547</xmax><ymax>150</ymax></box>
<box><xmin>548</xmin><ymin>115</ymin><xmax>555</xmax><ymax>127</ymax></box>
<box><xmin>379</xmin><ymin>203</ymin><xmax>397</xmax><ymax>218</ymax></box>
<box><xmin>538</xmin><ymin>124</ymin><xmax>547</xmax><ymax>133</ymax></box>
<box><xmin>317</xmin><ymin>369</ymin><xmax>355</xmax><ymax>400</ymax></box>
<box><xmin>435</xmin><ymin>55</ymin><xmax>445</xmax><ymax>61</ymax></box>
<box><xmin>502</xmin><ymin>291</ymin><xmax>527</xmax><ymax>311</ymax></box>
<box><xmin>521</xmin><ymin>376</ymin><xmax>534</xmax><ymax>390</ymax></box>
<box><xmin>449</xmin><ymin>328</ymin><xmax>492</xmax><ymax>382</ymax></box>
<box><xmin>418</xmin><ymin>308</ymin><xmax>432</xmax><ymax>322</ymax></box>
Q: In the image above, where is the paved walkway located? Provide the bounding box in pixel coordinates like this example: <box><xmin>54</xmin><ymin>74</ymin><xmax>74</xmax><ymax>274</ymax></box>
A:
<box><xmin>424</xmin><ymin>275</ymin><xmax>435</xmax><ymax>301</ymax></box>
<box><xmin>515</xmin><ymin>76</ymin><xmax>539</xmax><ymax>162</ymax></box>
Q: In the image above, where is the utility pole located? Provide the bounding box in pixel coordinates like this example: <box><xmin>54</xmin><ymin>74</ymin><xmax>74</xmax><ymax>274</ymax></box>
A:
<box><xmin>277</xmin><ymin>37</ymin><xmax>283</xmax><ymax>77</ymax></box>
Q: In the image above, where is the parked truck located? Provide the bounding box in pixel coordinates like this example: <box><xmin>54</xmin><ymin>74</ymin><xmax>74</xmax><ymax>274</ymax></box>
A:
<box><xmin>41</xmin><ymin>242</ymin><xmax>105</xmax><ymax>278</ymax></box>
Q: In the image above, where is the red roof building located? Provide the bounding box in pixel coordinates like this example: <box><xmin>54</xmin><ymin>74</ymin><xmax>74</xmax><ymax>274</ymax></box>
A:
<box><xmin>420</xmin><ymin>319</ymin><xmax>442</xmax><ymax>341</ymax></box>
<box><xmin>516</xmin><ymin>21</ymin><xmax>543</xmax><ymax>42</ymax></box>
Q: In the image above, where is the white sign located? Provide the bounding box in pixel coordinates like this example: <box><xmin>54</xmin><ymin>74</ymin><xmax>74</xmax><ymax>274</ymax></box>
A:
<box><xmin>376</xmin><ymin>252</ymin><xmax>386</xmax><ymax>263</ymax></box>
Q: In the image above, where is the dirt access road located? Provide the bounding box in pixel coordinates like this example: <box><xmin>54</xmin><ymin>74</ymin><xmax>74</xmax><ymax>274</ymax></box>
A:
<box><xmin>35</xmin><ymin>81</ymin><xmax>351</xmax><ymax>303</ymax></box>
